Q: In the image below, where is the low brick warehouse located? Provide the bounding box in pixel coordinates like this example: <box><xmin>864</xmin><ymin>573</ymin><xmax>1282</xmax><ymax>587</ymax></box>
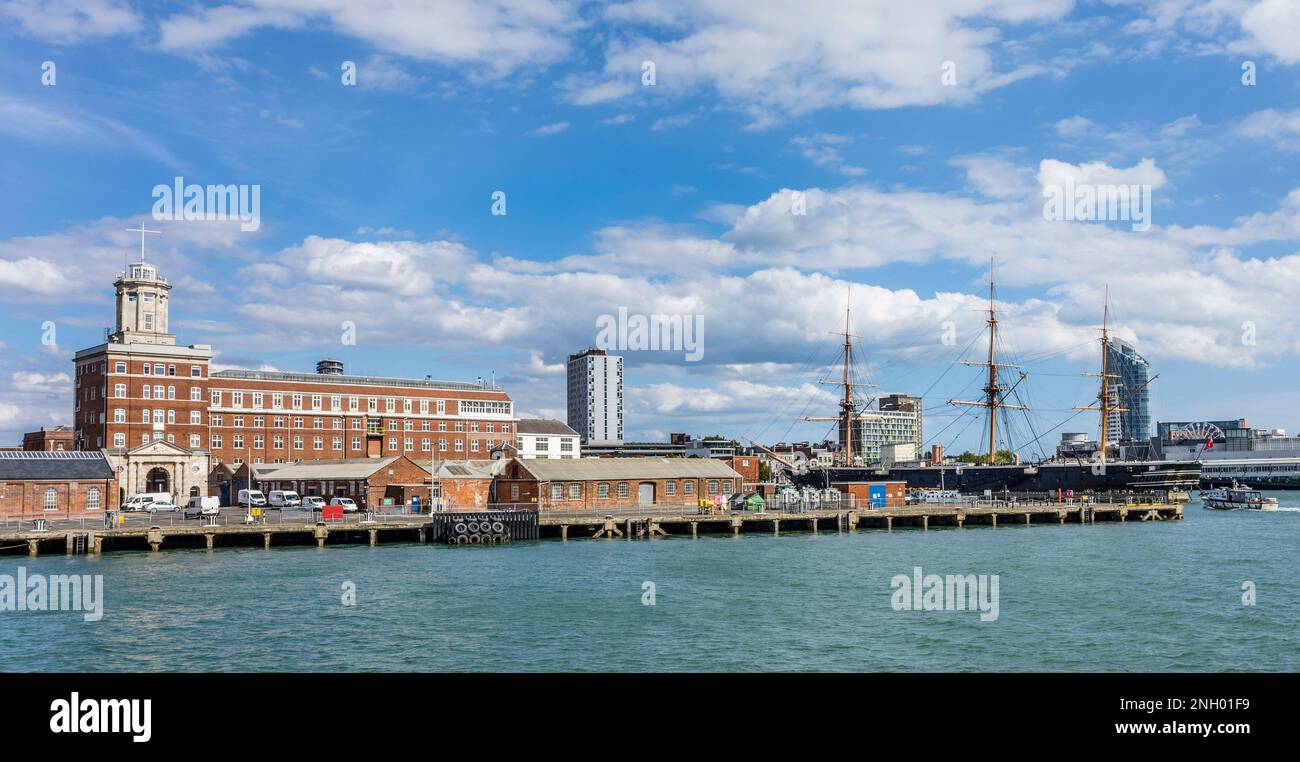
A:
<box><xmin>497</xmin><ymin>457</ymin><xmax>745</xmax><ymax>510</ymax></box>
<box><xmin>0</xmin><ymin>451</ymin><xmax>118</xmax><ymax>518</ymax></box>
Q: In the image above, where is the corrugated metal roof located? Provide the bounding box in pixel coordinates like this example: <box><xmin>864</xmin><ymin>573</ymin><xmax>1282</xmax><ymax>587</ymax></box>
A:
<box><xmin>255</xmin><ymin>456</ymin><xmax>400</xmax><ymax>480</ymax></box>
<box><xmin>0</xmin><ymin>451</ymin><xmax>115</xmax><ymax>480</ymax></box>
<box><xmin>516</xmin><ymin>457</ymin><xmax>742</xmax><ymax>481</ymax></box>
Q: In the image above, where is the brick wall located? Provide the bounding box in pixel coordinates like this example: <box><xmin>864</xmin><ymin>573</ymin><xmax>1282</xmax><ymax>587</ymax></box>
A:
<box><xmin>727</xmin><ymin>455</ymin><xmax>761</xmax><ymax>484</ymax></box>
<box><xmin>0</xmin><ymin>479</ymin><xmax>118</xmax><ymax>518</ymax></box>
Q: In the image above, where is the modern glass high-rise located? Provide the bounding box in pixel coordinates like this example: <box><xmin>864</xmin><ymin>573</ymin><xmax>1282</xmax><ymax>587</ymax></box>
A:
<box><xmin>1105</xmin><ymin>338</ymin><xmax>1152</xmax><ymax>445</ymax></box>
<box><xmin>566</xmin><ymin>349</ymin><xmax>624</xmax><ymax>445</ymax></box>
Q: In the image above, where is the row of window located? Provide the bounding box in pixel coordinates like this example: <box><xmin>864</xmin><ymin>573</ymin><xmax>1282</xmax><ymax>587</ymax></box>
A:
<box><xmin>207</xmin><ymin>415</ymin><xmax>503</xmax><ymax>433</ymax></box>
<box><xmin>109</xmin><ymin>361</ymin><xmax>203</xmax><ymax>378</ymax></box>
<box><xmin>210</xmin><ymin>391</ymin><xmax>477</xmax><ymax>416</ymax></box>
<box><xmin>208</xmin><ymin>435</ymin><xmax>502</xmax><ymax>453</ymax></box>
<box><xmin>112</xmin><ymin>432</ymin><xmax>201</xmax><ymax>448</ymax></box>
<box><xmin>122</xmin><ymin>408</ymin><xmax>202</xmax><ymax>425</ymax></box>
<box><xmin>40</xmin><ymin>486</ymin><xmax>101</xmax><ymax>511</ymax></box>
<box><xmin>112</xmin><ymin>383</ymin><xmax>204</xmax><ymax>401</ymax></box>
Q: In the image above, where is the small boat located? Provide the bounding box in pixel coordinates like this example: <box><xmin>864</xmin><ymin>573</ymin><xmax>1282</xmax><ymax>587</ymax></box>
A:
<box><xmin>1201</xmin><ymin>482</ymin><xmax>1279</xmax><ymax>511</ymax></box>
<box><xmin>908</xmin><ymin>488</ymin><xmax>965</xmax><ymax>504</ymax></box>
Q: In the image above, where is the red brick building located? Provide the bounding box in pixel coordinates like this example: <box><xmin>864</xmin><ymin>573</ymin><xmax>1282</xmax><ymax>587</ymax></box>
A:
<box><xmin>22</xmin><ymin>426</ymin><xmax>74</xmax><ymax>451</ymax></box>
<box><xmin>497</xmin><ymin>457</ymin><xmax>744</xmax><ymax>510</ymax></box>
<box><xmin>72</xmin><ymin>247</ymin><xmax>517</xmax><ymax>502</ymax></box>
<box><xmin>204</xmin><ymin>361</ymin><xmax>515</xmax><ymax>467</ymax></box>
<box><xmin>726</xmin><ymin>454</ymin><xmax>761</xmax><ymax>484</ymax></box>
<box><xmin>0</xmin><ymin>451</ymin><xmax>118</xmax><ymax>518</ymax></box>
<box><xmin>253</xmin><ymin>455</ymin><xmax>433</xmax><ymax>512</ymax></box>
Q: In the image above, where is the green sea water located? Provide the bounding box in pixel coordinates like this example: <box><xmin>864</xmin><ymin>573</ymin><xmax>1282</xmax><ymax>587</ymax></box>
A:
<box><xmin>3</xmin><ymin>496</ymin><xmax>1297</xmax><ymax>672</ymax></box>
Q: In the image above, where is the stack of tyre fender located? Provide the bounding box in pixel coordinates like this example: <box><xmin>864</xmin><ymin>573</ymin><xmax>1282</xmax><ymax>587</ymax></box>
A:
<box><xmin>445</xmin><ymin>517</ymin><xmax>510</xmax><ymax>545</ymax></box>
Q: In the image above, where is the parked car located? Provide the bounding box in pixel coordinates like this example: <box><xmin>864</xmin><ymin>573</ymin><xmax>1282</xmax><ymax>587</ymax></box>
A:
<box><xmin>122</xmin><ymin>492</ymin><xmax>171</xmax><ymax>512</ymax></box>
<box><xmin>237</xmin><ymin>489</ymin><xmax>267</xmax><ymax>508</ymax></box>
<box><xmin>268</xmin><ymin>490</ymin><xmax>301</xmax><ymax>509</ymax></box>
<box><xmin>184</xmin><ymin>496</ymin><xmax>220</xmax><ymax>520</ymax></box>
<box><xmin>147</xmin><ymin>499</ymin><xmax>178</xmax><ymax>513</ymax></box>
<box><xmin>328</xmin><ymin>497</ymin><xmax>359</xmax><ymax>513</ymax></box>
<box><xmin>301</xmin><ymin>496</ymin><xmax>326</xmax><ymax>512</ymax></box>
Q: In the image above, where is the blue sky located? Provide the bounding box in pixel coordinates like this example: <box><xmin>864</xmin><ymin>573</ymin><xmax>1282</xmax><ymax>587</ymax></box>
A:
<box><xmin>1</xmin><ymin>0</ymin><xmax>1299</xmax><ymax>455</ymax></box>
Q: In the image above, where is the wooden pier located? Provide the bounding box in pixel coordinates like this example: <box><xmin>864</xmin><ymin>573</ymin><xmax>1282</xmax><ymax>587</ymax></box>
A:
<box><xmin>0</xmin><ymin>499</ymin><xmax>1181</xmax><ymax>556</ymax></box>
<box><xmin>0</xmin><ymin>517</ymin><xmax>432</xmax><ymax>557</ymax></box>
<box><xmin>541</xmin><ymin>499</ymin><xmax>1182</xmax><ymax>539</ymax></box>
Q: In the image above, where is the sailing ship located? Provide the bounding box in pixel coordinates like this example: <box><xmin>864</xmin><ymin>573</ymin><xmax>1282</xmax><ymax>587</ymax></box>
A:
<box><xmin>775</xmin><ymin>265</ymin><xmax>1201</xmax><ymax>495</ymax></box>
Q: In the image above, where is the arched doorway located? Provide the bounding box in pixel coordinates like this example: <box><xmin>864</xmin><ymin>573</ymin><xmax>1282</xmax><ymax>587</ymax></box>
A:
<box><xmin>637</xmin><ymin>482</ymin><xmax>655</xmax><ymax>506</ymax></box>
<box><xmin>145</xmin><ymin>467</ymin><xmax>170</xmax><ymax>495</ymax></box>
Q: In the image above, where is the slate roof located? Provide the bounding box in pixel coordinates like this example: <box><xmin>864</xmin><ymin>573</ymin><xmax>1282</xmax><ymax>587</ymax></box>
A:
<box><xmin>0</xmin><ymin>451</ymin><xmax>116</xmax><ymax>480</ymax></box>
<box><xmin>252</xmin><ymin>456</ymin><xmax>400</xmax><ymax>480</ymax></box>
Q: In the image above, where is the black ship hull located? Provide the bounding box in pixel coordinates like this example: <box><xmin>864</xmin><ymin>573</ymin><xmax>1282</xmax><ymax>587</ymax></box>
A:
<box><xmin>790</xmin><ymin>460</ymin><xmax>1201</xmax><ymax>494</ymax></box>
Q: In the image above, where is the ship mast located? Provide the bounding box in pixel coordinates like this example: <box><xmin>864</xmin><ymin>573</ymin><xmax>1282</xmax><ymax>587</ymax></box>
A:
<box><xmin>949</xmin><ymin>258</ymin><xmax>1026</xmax><ymax>464</ymax></box>
<box><xmin>1073</xmin><ymin>287</ymin><xmax>1127</xmax><ymax>464</ymax></box>
<box><xmin>803</xmin><ymin>287</ymin><xmax>874</xmax><ymax>467</ymax></box>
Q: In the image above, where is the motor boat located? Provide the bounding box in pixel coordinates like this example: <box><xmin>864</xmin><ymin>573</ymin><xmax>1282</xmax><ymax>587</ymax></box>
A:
<box><xmin>1201</xmin><ymin>482</ymin><xmax>1279</xmax><ymax>511</ymax></box>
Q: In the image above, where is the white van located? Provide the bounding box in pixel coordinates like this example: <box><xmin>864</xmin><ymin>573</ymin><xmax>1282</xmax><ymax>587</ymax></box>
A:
<box><xmin>185</xmin><ymin>496</ymin><xmax>220</xmax><ymax>519</ymax></box>
<box><xmin>328</xmin><ymin>496</ymin><xmax>359</xmax><ymax>513</ymax></box>
<box><xmin>268</xmin><ymin>490</ymin><xmax>301</xmax><ymax>508</ymax></box>
<box><xmin>237</xmin><ymin>489</ymin><xmax>267</xmax><ymax>507</ymax></box>
<box><xmin>123</xmin><ymin>492</ymin><xmax>172</xmax><ymax>512</ymax></box>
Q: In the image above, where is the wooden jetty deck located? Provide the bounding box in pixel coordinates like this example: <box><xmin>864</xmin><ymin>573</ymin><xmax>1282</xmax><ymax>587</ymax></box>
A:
<box><xmin>0</xmin><ymin>499</ymin><xmax>1182</xmax><ymax>556</ymax></box>
<box><xmin>0</xmin><ymin>516</ymin><xmax>432</xmax><ymax>556</ymax></box>
<box><xmin>539</xmin><ymin>500</ymin><xmax>1183</xmax><ymax>540</ymax></box>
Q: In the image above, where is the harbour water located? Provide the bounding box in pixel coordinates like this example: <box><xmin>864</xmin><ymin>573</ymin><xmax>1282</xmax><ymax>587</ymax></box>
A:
<box><xmin>3</xmin><ymin>495</ymin><xmax>1297</xmax><ymax>672</ymax></box>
